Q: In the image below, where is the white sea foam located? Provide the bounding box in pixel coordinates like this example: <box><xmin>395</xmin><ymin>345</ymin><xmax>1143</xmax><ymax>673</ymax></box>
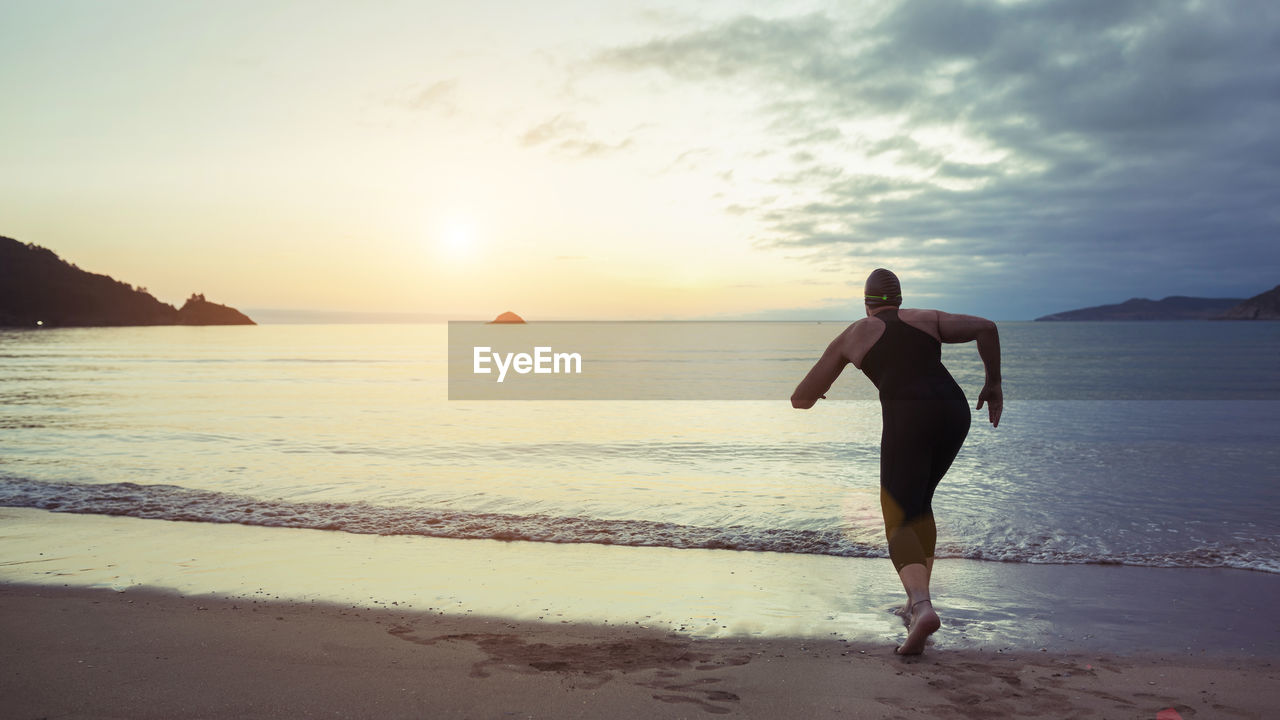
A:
<box><xmin>2</xmin><ymin>478</ymin><xmax>1276</xmax><ymax>574</ymax></box>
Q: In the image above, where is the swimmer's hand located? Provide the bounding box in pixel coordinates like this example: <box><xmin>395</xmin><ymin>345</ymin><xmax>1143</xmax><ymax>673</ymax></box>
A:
<box><xmin>976</xmin><ymin>383</ymin><xmax>1002</xmax><ymax>427</ymax></box>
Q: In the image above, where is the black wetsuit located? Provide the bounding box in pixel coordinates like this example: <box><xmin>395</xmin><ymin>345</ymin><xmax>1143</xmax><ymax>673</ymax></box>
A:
<box><xmin>860</xmin><ymin>309</ymin><xmax>971</xmax><ymax>571</ymax></box>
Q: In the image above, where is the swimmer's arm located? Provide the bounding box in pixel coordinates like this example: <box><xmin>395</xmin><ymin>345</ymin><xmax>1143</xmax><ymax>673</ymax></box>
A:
<box><xmin>791</xmin><ymin>331</ymin><xmax>852</xmax><ymax>409</ymax></box>
<box><xmin>937</xmin><ymin>311</ymin><xmax>1003</xmax><ymax>427</ymax></box>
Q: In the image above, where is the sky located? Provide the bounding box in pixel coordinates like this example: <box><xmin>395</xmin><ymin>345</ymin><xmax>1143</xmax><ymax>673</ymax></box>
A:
<box><xmin>2</xmin><ymin>0</ymin><xmax>1277</xmax><ymax>321</ymax></box>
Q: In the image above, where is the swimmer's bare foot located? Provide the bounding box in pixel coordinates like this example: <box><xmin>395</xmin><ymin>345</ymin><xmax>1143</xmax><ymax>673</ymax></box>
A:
<box><xmin>896</xmin><ymin>599</ymin><xmax>940</xmax><ymax>655</ymax></box>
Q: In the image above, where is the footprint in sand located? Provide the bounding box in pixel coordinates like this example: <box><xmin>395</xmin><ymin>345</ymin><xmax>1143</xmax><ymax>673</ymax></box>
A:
<box><xmin>651</xmin><ymin>691</ymin><xmax>738</xmax><ymax>715</ymax></box>
<box><xmin>644</xmin><ymin>676</ymin><xmax>740</xmax><ymax>715</ymax></box>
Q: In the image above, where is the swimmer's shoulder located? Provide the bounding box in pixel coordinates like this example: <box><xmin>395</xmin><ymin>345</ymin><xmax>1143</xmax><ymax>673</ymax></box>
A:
<box><xmin>897</xmin><ymin>308</ymin><xmax>942</xmax><ymax>342</ymax></box>
<box><xmin>841</xmin><ymin>316</ymin><xmax>886</xmax><ymax>369</ymax></box>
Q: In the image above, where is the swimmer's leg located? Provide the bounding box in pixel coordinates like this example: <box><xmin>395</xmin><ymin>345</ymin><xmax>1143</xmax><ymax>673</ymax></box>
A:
<box><xmin>878</xmin><ymin>402</ymin><xmax>950</xmax><ymax>654</ymax></box>
<box><xmin>900</xmin><ymin>557</ymin><xmax>934</xmax><ymax>617</ymax></box>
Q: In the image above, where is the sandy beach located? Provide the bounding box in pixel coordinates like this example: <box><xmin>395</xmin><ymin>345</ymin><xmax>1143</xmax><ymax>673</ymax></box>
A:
<box><xmin>2</xmin><ymin>583</ymin><xmax>1274</xmax><ymax>719</ymax></box>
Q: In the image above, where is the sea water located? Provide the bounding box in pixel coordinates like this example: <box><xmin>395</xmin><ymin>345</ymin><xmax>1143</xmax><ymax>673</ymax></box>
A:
<box><xmin>1</xmin><ymin>321</ymin><xmax>1278</xmax><ymax>650</ymax></box>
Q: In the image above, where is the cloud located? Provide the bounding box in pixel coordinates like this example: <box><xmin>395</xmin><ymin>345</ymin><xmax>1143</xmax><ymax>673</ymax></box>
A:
<box><xmin>520</xmin><ymin>113</ymin><xmax>634</xmax><ymax>158</ymax></box>
<box><xmin>520</xmin><ymin>114</ymin><xmax>582</xmax><ymax>147</ymax></box>
<box><xmin>596</xmin><ymin>0</ymin><xmax>1280</xmax><ymax>311</ymax></box>
<box><xmin>395</xmin><ymin>79</ymin><xmax>460</xmax><ymax>115</ymax></box>
<box><xmin>665</xmin><ymin>147</ymin><xmax>713</xmax><ymax>172</ymax></box>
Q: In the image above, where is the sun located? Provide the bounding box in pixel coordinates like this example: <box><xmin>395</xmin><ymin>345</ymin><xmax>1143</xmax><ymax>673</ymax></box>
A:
<box><xmin>439</xmin><ymin>218</ymin><xmax>477</xmax><ymax>257</ymax></box>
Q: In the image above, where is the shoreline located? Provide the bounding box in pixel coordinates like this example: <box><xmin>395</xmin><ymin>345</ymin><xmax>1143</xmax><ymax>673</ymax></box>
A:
<box><xmin>4</xmin><ymin>507</ymin><xmax>1280</xmax><ymax>657</ymax></box>
<box><xmin>3</xmin><ymin>582</ymin><xmax>1275</xmax><ymax>719</ymax></box>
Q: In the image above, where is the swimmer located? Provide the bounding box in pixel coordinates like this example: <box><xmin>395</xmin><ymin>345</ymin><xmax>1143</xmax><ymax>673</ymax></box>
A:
<box><xmin>791</xmin><ymin>268</ymin><xmax>1003</xmax><ymax>655</ymax></box>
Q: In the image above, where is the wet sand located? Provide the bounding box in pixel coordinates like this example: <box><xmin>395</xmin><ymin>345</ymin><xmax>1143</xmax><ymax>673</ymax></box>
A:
<box><xmin>6</xmin><ymin>507</ymin><xmax>1280</xmax><ymax>658</ymax></box>
<box><xmin>2</xmin><ymin>583</ymin><xmax>1276</xmax><ymax>719</ymax></box>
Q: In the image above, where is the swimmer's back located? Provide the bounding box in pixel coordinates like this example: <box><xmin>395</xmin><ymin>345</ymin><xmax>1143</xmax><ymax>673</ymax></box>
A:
<box><xmin>859</xmin><ymin>308</ymin><xmax>957</xmax><ymax>399</ymax></box>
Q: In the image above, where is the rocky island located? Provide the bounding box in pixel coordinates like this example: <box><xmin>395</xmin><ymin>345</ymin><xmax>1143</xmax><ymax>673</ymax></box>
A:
<box><xmin>0</xmin><ymin>236</ymin><xmax>255</xmax><ymax>327</ymax></box>
<box><xmin>489</xmin><ymin>311</ymin><xmax>526</xmax><ymax>324</ymax></box>
<box><xmin>174</xmin><ymin>294</ymin><xmax>256</xmax><ymax>325</ymax></box>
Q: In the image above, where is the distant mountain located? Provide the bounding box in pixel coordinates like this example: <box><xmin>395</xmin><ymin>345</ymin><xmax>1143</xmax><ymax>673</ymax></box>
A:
<box><xmin>1219</xmin><ymin>285</ymin><xmax>1280</xmax><ymax>320</ymax></box>
<box><xmin>0</xmin><ymin>236</ymin><xmax>255</xmax><ymax>327</ymax></box>
<box><xmin>1035</xmin><ymin>295</ymin><xmax>1244</xmax><ymax>321</ymax></box>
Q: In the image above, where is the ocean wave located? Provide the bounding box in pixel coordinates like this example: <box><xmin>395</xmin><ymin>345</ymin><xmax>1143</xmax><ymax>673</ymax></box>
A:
<box><xmin>2</xmin><ymin>478</ymin><xmax>1277</xmax><ymax>574</ymax></box>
